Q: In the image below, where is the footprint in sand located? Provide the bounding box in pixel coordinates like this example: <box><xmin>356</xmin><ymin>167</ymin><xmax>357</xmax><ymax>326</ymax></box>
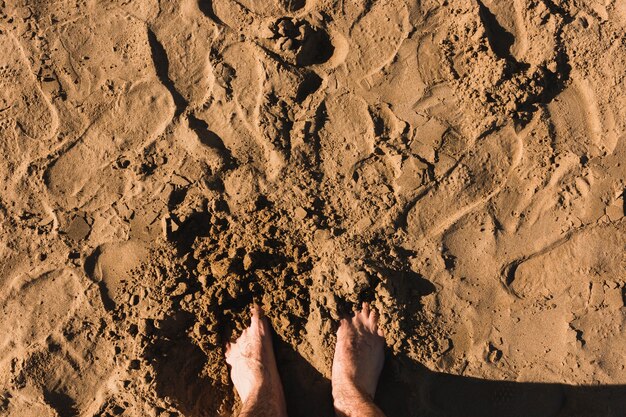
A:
<box><xmin>212</xmin><ymin>41</ymin><xmax>291</xmax><ymax>175</ymax></box>
<box><xmin>407</xmin><ymin>125</ymin><xmax>522</xmax><ymax>239</ymax></box>
<box><xmin>548</xmin><ymin>74</ymin><xmax>616</xmax><ymax>158</ymax></box>
<box><xmin>318</xmin><ymin>91</ymin><xmax>376</xmax><ymax>179</ymax></box>
<box><xmin>85</xmin><ymin>240</ymin><xmax>148</xmax><ymax>310</ymax></box>
<box><xmin>219</xmin><ymin>42</ymin><xmax>265</xmax><ymax>132</ymax></box>
<box><xmin>0</xmin><ymin>269</ymin><xmax>83</xmax><ymax>364</ymax></box>
<box><xmin>0</xmin><ymin>33</ymin><xmax>58</xmax><ymax>142</ymax></box>
<box><xmin>49</xmin><ymin>13</ymin><xmax>159</xmax><ymax>105</ymax></box>
<box><xmin>0</xmin><ymin>32</ymin><xmax>59</xmax><ymax>213</ymax></box>
<box><xmin>505</xmin><ymin>221</ymin><xmax>626</xmax><ymax>300</ymax></box>
<box><xmin>149</xmin><ymin>3</ymin><xmax>217</xmax><ymax>110</ymax></box>
<box><xmin>43</xmin><ymin>13</ymin><xmax>175</xmax><ymax>210</ymax></box>
<box><xmin>341</xmin><ymin>0</ymin><xmax>410</xmax><ymax>84</ymax></box>
<box><xmin>44</xmin><ymin>80</ymin><xmax>174</xmax><ymax>210</ymax></box>
<box><xmin>0</xmin><ymin>268</ymin><xmax>118</xmax><ymax>417</ymax></box>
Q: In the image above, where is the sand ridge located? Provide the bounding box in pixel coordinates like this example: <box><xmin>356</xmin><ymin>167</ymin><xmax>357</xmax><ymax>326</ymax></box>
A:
<box><xmin>0</xmin><ymin>0</ymin><xmax>625</xmax><ymax>416</ymax></box>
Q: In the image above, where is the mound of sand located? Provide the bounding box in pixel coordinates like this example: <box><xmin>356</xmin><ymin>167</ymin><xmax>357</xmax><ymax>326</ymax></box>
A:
<box><xmin>0</xmin><ymin>0</ymin><xmax>624</xmax><ymax>416</ymax></box>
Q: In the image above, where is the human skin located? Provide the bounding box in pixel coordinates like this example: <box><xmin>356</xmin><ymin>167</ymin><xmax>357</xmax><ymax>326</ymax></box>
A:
<box><xmin>225</xmin><ymin>302</ymin><xmax>387</xmax><ymax>417</ymax></box>
<box><xmin>225</xmin><ymin>305</ymin><xmax>288</xmax><ymax>417</ymax></box>
<box><xmin>331</xmin><ymin>302</ymin><xmax>387</xmax><ymax>417</ymax></box>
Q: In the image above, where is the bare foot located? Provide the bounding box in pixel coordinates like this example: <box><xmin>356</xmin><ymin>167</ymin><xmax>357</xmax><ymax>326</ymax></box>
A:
<box><xmin>225</xmin><ymin>305</ymin><xmax>287</xmax><ymax>417</ymax></box>
<box><xmin>332</xmin><ymin>302</ymin><xmax>386</xmax><ymax>416</ymax></box>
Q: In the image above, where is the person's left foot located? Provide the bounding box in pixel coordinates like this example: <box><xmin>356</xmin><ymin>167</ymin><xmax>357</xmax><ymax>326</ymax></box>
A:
<box><xmin>332</xmin><ymin>302</ymin><xmax>385</xmax><ymax>406</ymax></box>
<box><xmin>225</xmin><ymin>305</ymin><xmax>287</xmax><ymax>416</ymax></box>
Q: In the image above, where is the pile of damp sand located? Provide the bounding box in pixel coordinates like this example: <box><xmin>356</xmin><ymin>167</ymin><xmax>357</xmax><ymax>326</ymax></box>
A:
<box><xmin>0</xmin><ymin>0</ymin><xmax>625</xmax><ymax>416</ymax></box>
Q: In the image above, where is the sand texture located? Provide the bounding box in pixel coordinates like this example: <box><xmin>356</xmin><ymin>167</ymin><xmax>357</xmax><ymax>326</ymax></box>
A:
<box><xmin>1</xmin><ymin>0</ymin><xmax>625</xmax><ymax>416</ymax></box>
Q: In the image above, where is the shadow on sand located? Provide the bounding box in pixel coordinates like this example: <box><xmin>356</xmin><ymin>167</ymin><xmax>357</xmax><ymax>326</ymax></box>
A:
<box><xmin>148</xmin><ymin>316</ymin><xmax>625</xmax><ymax>417</ymax></box>
<box><xmin>276</xmin><ymin>343</ymin><xmax>626</xmax><ymax>417</ymax></box>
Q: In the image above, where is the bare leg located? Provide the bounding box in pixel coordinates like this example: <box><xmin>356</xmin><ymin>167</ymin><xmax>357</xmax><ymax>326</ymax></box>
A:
<box><xmin>225</xmin><ymin>305</ymin><xmax>288</xmax><ymax>417</ymax></box>
<box><xmin>332</xmin><ymin>302</ymin><xmax>387</xmax><ymax>417</ymax></box>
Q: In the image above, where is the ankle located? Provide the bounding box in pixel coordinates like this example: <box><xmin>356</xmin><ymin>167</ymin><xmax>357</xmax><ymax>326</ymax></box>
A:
<box><xmin>332</xmin><ymin>383</ymin><xmax>373</xmax><ymax>416</ymax></box>
<box><xmin>239</xmin><ymin>378</ymin><xmax>272</xmax><ymax>404</ymax></box>
<box><xmin>241</xmin><ymin>384</ymin><xmax>288</xmax><ymax>417</ymax></box>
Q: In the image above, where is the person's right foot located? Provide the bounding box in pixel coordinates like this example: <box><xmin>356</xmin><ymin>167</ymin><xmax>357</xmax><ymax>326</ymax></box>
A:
<box><xmin>225</xmin><ymin>305</ymin><xmax>287</xmax><ymax>416</ymax></box>
<box><xmin>332</xmin><ymin>302</ymin><xmax>385</xmax><ymax>410</ymax></box>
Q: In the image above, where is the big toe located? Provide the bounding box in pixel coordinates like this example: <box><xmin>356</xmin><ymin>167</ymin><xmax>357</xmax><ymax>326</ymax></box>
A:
<box><xmin>225</xmin><ymin>342</ymin><xmax>237</xmax><ymax>364</ymax></box>
<box><xmin>354</xmin><ymin>303</ymin><xmax>380</xmax><ymax>333</ymax></box>
<box><xmin>251</xmin><ymin>303</ymin><xmax>264</xmax><ymax>319</ymax></box>
<box><xmin>366</xmin><ymin>311</ymin><xmax>379</xmax><ymax>333</ymax></box>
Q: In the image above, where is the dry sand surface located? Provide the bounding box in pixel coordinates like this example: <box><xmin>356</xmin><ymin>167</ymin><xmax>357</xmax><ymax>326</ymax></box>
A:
<box><xmin>1</xmin><ymin>0</ymin><xmax>625</xmax><ymax>416</ymax></box>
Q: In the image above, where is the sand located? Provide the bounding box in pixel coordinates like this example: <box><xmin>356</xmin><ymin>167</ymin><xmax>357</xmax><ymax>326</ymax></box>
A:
<box><xmin>0</xmin><ymin>0</ymin><xmax>625</xmax><ymax>416</ymax></box>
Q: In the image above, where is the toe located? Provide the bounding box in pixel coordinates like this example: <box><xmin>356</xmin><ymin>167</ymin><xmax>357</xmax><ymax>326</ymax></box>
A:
<box><xmin>251</xmin><ymin>303</ymin><xmax>264</xmax><ymax>318</ymax></box>
<box><xmin>352</xmin><ymin>314</ymin><xmax>365</xmax><ymax>330</ymax></box>
<box><xmin>225</xmin><ymin>342</ymin><xmax>235</xmax><ymax>364</ymax></box>
<box><xmin>338</xmin><ymin>317</ymin><xmax>347</xmax><ymax>328</ymax></box>
<box><xmin>369</xmin><ymin>310</ymin><xmax>379</xmax><ymax>332</ymax></box>
<box><xmin>351</xmin><ymin>304</ymin><xmax>365</xmax><ymax>326</ymax></box>
<box><xmin>337</xmin><ymin>318</ymin><xmax>349</xmax><ymax>333</ymax></box>
<box><xmin>362</xmin><ymin>302</ymin><xmax>371</xmax><ymax>318</ymax></box>
<box><xmin>250</xmin><ymin>304</ymin><xmax>264</xmax><ymax>328</ymax></box>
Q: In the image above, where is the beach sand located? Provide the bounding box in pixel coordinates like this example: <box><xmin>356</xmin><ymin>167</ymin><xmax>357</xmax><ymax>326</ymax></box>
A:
<box><xmin>0</xmin><ymin>0</ymin><xmax>625</xmax><ymax>416</ymax></box>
